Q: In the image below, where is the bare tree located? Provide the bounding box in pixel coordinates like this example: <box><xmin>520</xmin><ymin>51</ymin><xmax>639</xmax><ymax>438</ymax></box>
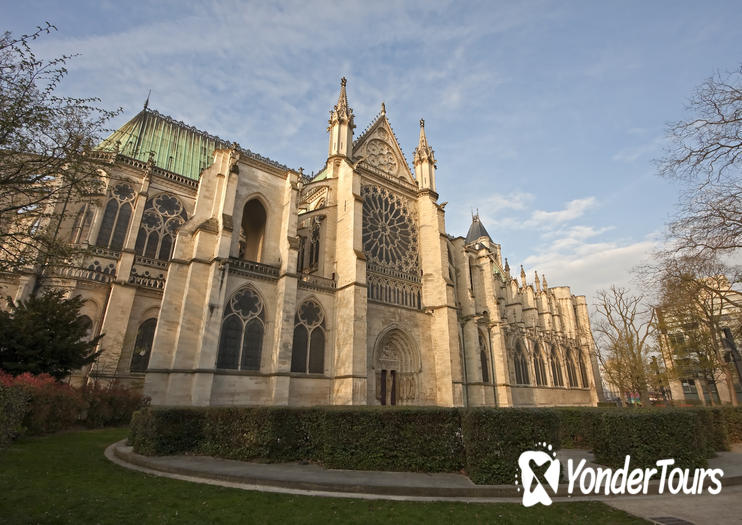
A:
<box><xmin>593</xmin><ymin>286</ymin><xmax>657</xmax><ymax>405</ymax></box>
<box><xmin>658</xmin><ymin>65</ymin><xmax>742</xmax><ymax>257</ymax></box>
<box><xmin>0</xmin><ymin>23</ymin><xmax>120</xmax><ymax>275</ymax></box>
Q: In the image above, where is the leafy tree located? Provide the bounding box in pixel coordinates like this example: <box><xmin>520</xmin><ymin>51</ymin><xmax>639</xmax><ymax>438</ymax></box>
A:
<box><xmin>0</xmin><ymin>290</ymin><xmax>103</xmax><ymax>379</ymax></box>
<box><xmin>593</xmin><ymin>286</ymin><xmax>657</xmax><ymax>405</ymax></box>
<box><xmin>0</xmin><ymin>23</ymin><xmax>120</xmax><ymax>274</ymax></box>
<box><xmin>653</xmin><ymin>254</ymin><xmax>741</xmax><ymax>405</ymax></box>
<box><xmin>659</xmin><ymin>65</ymin><xmax>742</xmax><ymax>257</ymax></box>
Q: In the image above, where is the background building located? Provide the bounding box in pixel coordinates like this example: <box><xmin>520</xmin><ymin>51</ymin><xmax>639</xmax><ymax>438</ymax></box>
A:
<box><xmin>0</xmin><ymin>80</ymin><xmax>601</xmax><ymax>407</ymax></box>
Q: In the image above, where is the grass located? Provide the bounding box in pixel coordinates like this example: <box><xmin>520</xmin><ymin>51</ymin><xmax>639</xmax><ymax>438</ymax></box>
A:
<box><xmin>0</xmin><ymin>428</ymin><xmax>648</xmax><ymax>524</ymax></box>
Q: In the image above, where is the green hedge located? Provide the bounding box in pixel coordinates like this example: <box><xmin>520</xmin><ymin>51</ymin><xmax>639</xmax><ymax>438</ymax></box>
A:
<box><xmin>129</xmin><ymin>405</ymin><xmax>742</xmax><ymax>485</ymax></box>
<box><xmin>462</xmin><ymin>408</ymin><xmax>560</xmax><ymax>484</ymax></box>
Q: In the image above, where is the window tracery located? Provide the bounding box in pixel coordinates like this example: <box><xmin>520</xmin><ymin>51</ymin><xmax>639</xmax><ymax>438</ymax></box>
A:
<box><xmin>514</xmin><ymin>341</ymin><xmax>530</xmax><ymax>385</ymax></box>
<box><xmin>566</xmin><ymin>348</ymin><xmax>579</xmax><ymax>387</ymax></box>
<box><xmin>534</xmin><ymin>342</ymin><xmax>548</xmax><ymax>386</ymax></box>
<box><xmin>216</xmin><ymin>286</ymin><xmax>264</xmax><ymax>370</ymax></box>
<box><xmin>134</xmin><ymin>193</ymin><xmax>188</xmax><ymax>260</ymax></box>
<box><xmin>96</xmin><ymin>182</ymin><xmax>135</xmax><ymax>250</ymax></box>
<box><xmin>550</xmin><ymin>347</ymin><xmax>564</xmax><ymax>387</ymax></box>
<box><xmin>361</xmin><ymin>185</ymin><xmax>418</xmax><ymax>273</ymax></box>
<box><xmin>479</xmin><ymin>331</ymin><xmax>490</xmax><ymax>383</ymax></box>
<box><xmin>578</xmin><ymin>351</ymin><xmax>589</xmax><ymax>387</ymax></box>
<box><xmin>290</xmin><ymin>299</ymin><xmax>326</xmax><ymax>374</ymax></box>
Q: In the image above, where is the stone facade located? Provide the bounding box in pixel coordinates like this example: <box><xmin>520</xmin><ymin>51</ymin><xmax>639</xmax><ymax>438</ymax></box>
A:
<box><xmin>0</xmin><ymin>79</ymin><xmax>601</xmax><ymax>407</ymax></box>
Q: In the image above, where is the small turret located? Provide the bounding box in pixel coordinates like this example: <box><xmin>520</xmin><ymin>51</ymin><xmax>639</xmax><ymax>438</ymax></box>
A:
<box><xmin>465</xmin><ymin>212</ymin><xmax>493</xmax><ymax>244</ymax></box>
<box><xmin>413</xmin><ymin>118</ymin><xmax>437</xmax><ymax>191</ymax></box>
<box><xmin>327</xmin><ymin>77</ymin><xmax>355</xmax><ymax>159</ymax></box>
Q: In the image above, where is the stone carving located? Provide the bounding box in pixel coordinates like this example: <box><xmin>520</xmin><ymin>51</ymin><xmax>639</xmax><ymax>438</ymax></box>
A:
<box><xmin>365</xmin><ymin>139</ymin><xmax>398</xmax><ymax>175</ymax></box>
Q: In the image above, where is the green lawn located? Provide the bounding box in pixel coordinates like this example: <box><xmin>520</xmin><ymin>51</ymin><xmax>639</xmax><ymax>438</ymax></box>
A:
<box><xmin>0</xmin><ymin>428</ymin><xmax>647</xmax><ymax>524</ymax></box>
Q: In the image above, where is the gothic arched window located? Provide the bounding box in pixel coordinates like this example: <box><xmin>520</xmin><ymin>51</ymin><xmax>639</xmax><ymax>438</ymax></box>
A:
<box><xmin>534</xmin><ymin>343</ymin><xmax>548</xmax><ymax>386</ymax></box>
<box><xmin>70</xmin><ymin>204</ymin><xmax>94</xmax><ymax>244</ymax></box>
<box><xmin>479</xmin><ymin>331</ymin><xmax>490</xmax><ymax>383</ymax></box>
<box><xmin>291</xmin><ymin>299</ymin><xmax>326</xmax><ymax>374</ymax></box>
<box><xmin>131</xmin><ymin>318</ymin><xmax>157</xmax><ymax>372</ymax></box>
<box><xmin>239</xmin><ymin>199</ymin><xmax>266</xmax><ymax>262</ymax></box>
<box><xmin>578</xmin><ymin>351</ymin><xmax>589</xmax><ymax>387</ymax></box>
<box><xmin>297</xmin><ymin>234</ymin><xmax>306</xmax><ymax>272</ymax></box>
<box><xmin>550</xmin><ymin>347</ymin><xmax>564</xmax><ymax>387</ymax></box>
<box><xmin>96</xmin><ymin>182</ymin><xmax>135</xmax><ymax>250</ymax></box>
<box><xmin>514</xmin><ymin>341</ymin><xmax>530</xmax><ymax>385</ymax></box>
<box><xmin>566</xmin><ymin>348</ymin><xmax>579</xmax><ymax>387</ymax></box>
<box><xmin>217</xmin><ymin>287</ymin><xmax>265</xmax><ymax>370</ymax></box>
<box><xmin>134</xmin><ymin>193</ymin><xmax>188</xmax><ymax>260</ymax></box>
<box><xmin>308</xmin><ymin>220</ymin><xmax>321</xmax><ymax>270</ymax></box>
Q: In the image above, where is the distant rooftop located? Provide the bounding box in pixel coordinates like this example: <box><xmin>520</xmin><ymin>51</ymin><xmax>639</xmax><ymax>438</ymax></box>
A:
<box><xmin>98</xmin><ymin>106</ymin><xmax>288</xmax><ymax>180</ymax></box>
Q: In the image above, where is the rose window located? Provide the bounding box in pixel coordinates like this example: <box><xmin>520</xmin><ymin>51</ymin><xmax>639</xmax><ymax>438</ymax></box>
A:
<box><xmin>362</xmin><ymin>186</ymin><xmax>419</xmax><ymax>273</ymax></box>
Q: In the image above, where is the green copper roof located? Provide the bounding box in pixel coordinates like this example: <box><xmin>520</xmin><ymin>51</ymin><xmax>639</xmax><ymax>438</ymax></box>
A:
<box><xmin>98</xmin><ymin>106</ymin><xmax>287</xmax><ymax>180</ymax></box>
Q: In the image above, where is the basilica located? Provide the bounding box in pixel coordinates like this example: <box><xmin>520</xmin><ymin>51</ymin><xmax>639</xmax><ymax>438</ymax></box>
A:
<box><xmin>1</xmin><ymin>79</ymin><xmax>601</xmax><ymax>407</ymax></box>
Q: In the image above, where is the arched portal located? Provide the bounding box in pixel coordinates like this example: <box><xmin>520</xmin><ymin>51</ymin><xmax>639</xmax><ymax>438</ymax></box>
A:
<box><xmin>372</xmin><ymin>328</ymin><xmax>421</xmax><ymax>406</ymax></box>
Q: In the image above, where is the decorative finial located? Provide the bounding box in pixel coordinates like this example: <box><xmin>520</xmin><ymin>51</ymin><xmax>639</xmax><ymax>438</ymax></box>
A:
<box><xmin>534</xmin><ymin>271</ymin><xmax>541</xmax><ymax>292</ymax></box>
<box><xmin>420</xmin><ymin>118</ymin><xmax>425</xmax><ymax>128</ymax></box>
<box><xmin>542</xmin><ymin>274</ymin><xmax>548</xmax><ymax>289</ymax></box>
<box><xmin>520</xmin><ymin>265</ymin><xmax>527</xmax><ymax>288</ymax></box>
<box><xmin>380</xmin><ymin>101</ymin><xmax>386</xmax><ymax>115</ymax></box>
<box><xmin>144</xmin><ymin>89</ymin><xmax>151</xmax><ymax>110</ymax></box>
<box><xmin>340</xmin><ymin>76</ymin><xmax>347</xmax><ymax>87</ymax></box>
<box><xmin>504</xmin><ymin>258</ymin><xmax>510</xmax><ymax>273</ymax></box>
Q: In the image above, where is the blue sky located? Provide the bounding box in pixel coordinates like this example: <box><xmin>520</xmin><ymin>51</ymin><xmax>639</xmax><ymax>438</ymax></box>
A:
<box><xmin>5</xmin><ymin>0</ymin><xmax>742</xmax><ymax>303</ymax></box>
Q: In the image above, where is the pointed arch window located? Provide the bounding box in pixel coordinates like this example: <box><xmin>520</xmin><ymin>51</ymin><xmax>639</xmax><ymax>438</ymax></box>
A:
<box><xmin>96</xmin><ymin>182</ymin><xmax>135</xmax><ymax>250</ymax></box>
<box><xmin>514</xmin><ymin>341</ymin><xmax>530</xmax><ymax>385</ymax></box>
<box><xmin>550</xmin><ymin>347</ymin><xmax>564</xmax><ymax>387</ymax></box>
<box><xmin>578</xmin><ymin>351</ymin><xmax>589</xmax><ymax>387</ymax></box>
<box><xmin>566</xmin><ymin>348</ymin><xmax>579</xmax><ymax>387</ymax></box>
<box><xmin>479</xmin><ymin>331</ymin><xmax>490</xmax><ymax>383</ymax></box>
<box><xmin>131</xmin><ymin>318</ymin><xmax>157</xmax><ymax>372</ymax></box>
<box><xmin>297</xmin><ymin>234</ymin><xmax>306</xmax><ymax>272</ymax></box>
<box><xmin>534</xmin><ymin>343</ymin><xmax>548</xmax><ymax>386</ymax></box>
<box><xmin>134</xmin><ymin>193</ymin><xmax>188</xmax><ymax>260</ymax></box>
<box><xmin>70</xmin><ymin>204</ymin><xmax>94</xmax><ymax>244</ymax></box>
<box><xmin>217</xmin><ymin>287</ymin><xmax>265</xmax><ymax>370</ymax></box>
<box><xmin>308</xmin><ymin>219</ymin><xmax>321</xmax><ymax>270</ymax></box>
<box><xmin>291</xmin><ymin>299</ymin><xmax>326</xmax><ymax>374</ymax></box>
<box><xmin>239</xmin><ymin>199</ymin><xmax>266</xmax><ymax>262</ymax></box>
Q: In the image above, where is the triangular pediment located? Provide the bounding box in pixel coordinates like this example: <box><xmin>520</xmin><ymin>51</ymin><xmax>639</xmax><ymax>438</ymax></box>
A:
<box><xmin>352</xmin><ymin>113</ymin><xmax>415</xmax><ymax>184</ymax></box>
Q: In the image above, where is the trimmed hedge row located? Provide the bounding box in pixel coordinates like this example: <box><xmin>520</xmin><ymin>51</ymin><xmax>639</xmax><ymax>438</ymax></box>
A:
<box><xmin>129</xmin><ymin>406</ymin><xmax>742</xmax><ymax>485</ymax></box>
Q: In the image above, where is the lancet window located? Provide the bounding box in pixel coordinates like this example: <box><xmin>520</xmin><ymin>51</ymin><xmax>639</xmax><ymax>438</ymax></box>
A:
<box><xmin>578</xmin><ymin>352</ymin><xmax>589</xmax><ymax>387</ymax></box>
<box><xmin>479</xmin><ymin>331</ymin><xmax>490</xmax><ymax>383</ymax></box>
<box><xmin>566</xmin><ymin>348</ymin><xmax>579</xmax><ymax>387</ymax></box>
<box><xmin>134</xmin><ymin>193</ymin><xmax>188</xmax><ymax>260</ymax></box>
<box><xmin>96</xmin><ymin>182</ymin><xmax>135</xmax><ymax>250</ymax></box>
<box><xmin>130</xmin><ymin>318</ymin><xmax>157</xmax><ymax>372</ymax></box>
<box><xmin>290</xmin><ymin>299</ymin><xmax>326</xmax><ymax>374</ymax></box>
<box><xmin>70</xmin><ymin>204</ymin><xmax>94</xmax><ymax>244</ymax></box>
<box><xmin>239</xmin><ymin>199</ymin><xmax>266</xmax><ymax>262</ymax></box>
<box><xmin>534</xmin><ymin>343</ymin><xmax>548</xmax><ymax>386</ymax></box>
<box><xmin>550</xmin><ymin>347</ymin><xmax>564</xmax><ymax>387</ymax></box>
<box><xmin>216</xmin><ymin>286</ymin><xmax>265</xmax><ymax>370</ymax></box>
<box><xmin>514</xmin><ymin>341</ymin><xmax>530</xmax><ymax>385</ymax></box>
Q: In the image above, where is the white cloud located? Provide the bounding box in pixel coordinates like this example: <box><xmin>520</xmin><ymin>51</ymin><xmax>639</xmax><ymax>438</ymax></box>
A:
<box><xmin>530</xmin><ymin>197</ymin><xmax>596</xmax><ymax>225</ymax></box>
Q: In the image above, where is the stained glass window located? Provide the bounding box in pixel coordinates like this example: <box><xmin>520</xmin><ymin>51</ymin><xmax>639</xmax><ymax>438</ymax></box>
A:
<box><xmin>216</xmin><ymin>287</ymin><xmax>265</xmax><ymax>370</ymax></box>
<box><xmin>566</xmin><ymin>348</ymin><xmax>579</xmax><ymax>387</ymax></box>
<box><xmin>534</xmin><ymin>343</ymin><xmax>548</xmax><ymax>386</ymax></box>
<box><xmin>361</xmin><ymin>186</ymin><xmax>419</xmax><ymax>273</ymax></box>
<box><xmin>514</xmin><ymin>341</ymin><xmax>530</xmax><ymax>385</ymax></box>
<box><xmin>551</xmin><ymin>347</ymin><xmax>564</xmax><ymax>387</ymax></box>
<box><xmin>479</xmin><ymin>331</ymin><xmax>490</xmax><ymax>383</ymax></box>
<box><xmin>291</xmin><ymin>299</ymin><xmax>325</xmax><ymax>374</ymax></box>
<box><xmin>134</xmin><ymin>193</ymin><xmax>188</xmax><ymax>260</ymax></box>
<box><xmin>96</xmin><ymin>183</ymin><xmax>135</xmax><ymax>250</ymax></box>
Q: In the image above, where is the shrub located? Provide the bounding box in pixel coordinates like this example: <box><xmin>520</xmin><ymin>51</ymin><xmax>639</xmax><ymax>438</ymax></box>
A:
<box><xmin>320</xmin><ymin>407</ymin><xmax>464</xmax><ymax>472</ymax></box>
<box><xmin>461</xmin><ymin>408</ymin><xmax>560</xmax><ymax>485</ymax></box>
<box><xmin>723</xmin><ymin>406</ymin><xmax>742</xmax><ymax>443</ymax></box>
<box><xmin>555</xmin><ymin>408</ymin><xmax>601</xmax><ymax>449</ymax></box>
<box><xmin>592</xmin><ymin>409</ymin><xmax>707</xmax><ymax>470</ymax></box>
<box><xmin>128</xmin><ymin>407</ymin><xmax>206</xmax><ymax>456</ymax></box>
<box><xmin>83</xmin><ymin>382</ymin><xmax>148</xmax><ymax>428</ymax></box>
<box><xmin>0</xmin><ymin>383</ymin><xmax>29</xmax><ymax>447</ymax></box>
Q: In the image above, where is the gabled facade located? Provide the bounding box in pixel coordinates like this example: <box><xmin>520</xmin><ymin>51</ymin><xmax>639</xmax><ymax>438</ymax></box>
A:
<box><xmin>0</xmin><ymin>79</ymin><xmax>601</xmax><ymax>407</ymax></box>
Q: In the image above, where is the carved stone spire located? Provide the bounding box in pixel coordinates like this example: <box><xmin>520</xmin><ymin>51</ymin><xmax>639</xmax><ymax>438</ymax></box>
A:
<box><xmin>534</xmin><ymin>271</ymin><xmax>541</xmax><ymax>292</ymax></box>
<box><xmin>413</xmin><ymin>118</ymin><xmax>437</xmax><ymax>191</ymax></box>
<box><xmin>520</xmin><ymin>265</ymin><xmax>527</xmax><ymax>289</ymax></box>
<box><xmin>328</xmin><ymin>77</ymin><xmax>354</xmax><ymax>129</ymax></box>
<box><xmin>327</xmin><ymin>77</ymin><xmax>355</xmax><ymax>159</ymax></box>
<box><xmin>541</xmin><ymin>274</ymin><xmax>548</xmax><ymax>290</ymax></box>
<box><xmin>504</xmin><ymin>258</ymin><xmax>510</xmax><ymax>274</ymax></box>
